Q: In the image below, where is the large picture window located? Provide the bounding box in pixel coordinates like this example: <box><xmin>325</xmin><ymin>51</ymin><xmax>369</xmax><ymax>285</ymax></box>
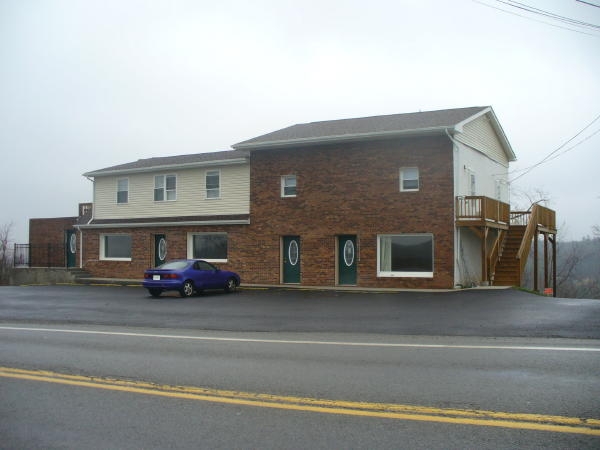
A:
<box><xmin>100</xmin><ymin>234</ymin><xmax>132</xmax><ymax>261</ymax></box>
<box><xmin>154</xmin><ymin>175</ymin><xmax>177</xmax><ymax>201</ymax></box>
<box><xmin>188</xmin><ymin>233</ymin><xmax>228</xmax><ymax>262</ymax></box>
<box><xmin>377</xmin><ymin>234</ymin><xmax>433</xmax><ymax>277</ymax></box>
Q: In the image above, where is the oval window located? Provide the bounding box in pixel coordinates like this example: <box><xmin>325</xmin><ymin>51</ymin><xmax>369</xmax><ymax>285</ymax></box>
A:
<box><xmin>288</xmin><ymin>240</ymin><xmax>299</xmax><ymax>266</ymax></box>
<box><xmin>343</xmin><ymin>240</ymin><xmax>355</xmax><ymax>267</ymax></box>
<box><xmin>69</xmin><ymin>234</ymin><xmax>77</xmax><ymax>254</ymax></box>
<box><xmin>158</xmin><ymin>238</ymin><xmax>167</xmax><ymax>261</ymax></box>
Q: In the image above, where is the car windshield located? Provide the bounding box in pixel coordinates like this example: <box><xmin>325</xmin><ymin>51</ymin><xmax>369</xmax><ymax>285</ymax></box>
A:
<box><xmin>156</xmin><ymin>261</ymin><xmax>190</xmax><ymax>270</ymax></box>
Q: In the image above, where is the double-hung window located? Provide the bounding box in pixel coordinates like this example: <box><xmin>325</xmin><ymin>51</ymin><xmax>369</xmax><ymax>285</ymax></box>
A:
<box><xmin>100</xmin><ymin>234</ymin><xmax>132</xmax><ymax>261</ymax></box>
<box><xmin>117</xmin><ymin>178</ymin><xmax>128</xmax><ymax>204</ymax></box>
<box><xmin>206</xmin><ymin>170</ymin><xmax>220</xmax><ymax>199</ymax></box>
<box><xmin>187</xmin><ymin>233</ymin><xmax>228</xmax><ymax>262</ymax></box>
<box><xmin>400</xmin><ymin>168</ymin><xmax>419</xmax><ymax>192</ymax></box>
<box><xmin>281</xmin><ymin>175</ymin><xmax>297</xmax><ymax>197</ymax></box>
<box><xmin>154</xmin><ymin>175</ymin><xmax>176</xmax><ymax>201</ymax></box>
<box><xmin>377</xmin><ymin>234</ymin><xmax>433</xmax><ymax>277</ymax></box>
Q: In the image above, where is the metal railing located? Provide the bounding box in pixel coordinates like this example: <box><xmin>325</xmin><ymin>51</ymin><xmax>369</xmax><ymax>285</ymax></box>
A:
<box><xmin>13</xmin><ymin>243</ymin><xmax>68</xmax><ymax>268</ymax></box>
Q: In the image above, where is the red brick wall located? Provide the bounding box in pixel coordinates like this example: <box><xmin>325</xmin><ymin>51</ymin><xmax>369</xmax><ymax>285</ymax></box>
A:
<box><xmin>29</xmin><ymin>217</ymin><xmax>77</xmax><ymax>267</ymax></box>
<box><xmin>81</xmin><ymin>225</ymin><xmax>248</xmax><ymax>280</ymax></box>
<box><xmin>239</xmin><ymin>135</ymin><xmax>456</xmax><ymax>288</ymax></box>
<box><xmin>81</xmin><ymin>135</ymin><xmax>456</xmax><ymax>288</ymax></box>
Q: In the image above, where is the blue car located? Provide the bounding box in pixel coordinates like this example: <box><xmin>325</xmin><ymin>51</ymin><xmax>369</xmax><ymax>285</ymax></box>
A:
<box><xmin>143</xmin><ymin>259</ymin><xmax>240</xmax><ymax>298</ymax></box>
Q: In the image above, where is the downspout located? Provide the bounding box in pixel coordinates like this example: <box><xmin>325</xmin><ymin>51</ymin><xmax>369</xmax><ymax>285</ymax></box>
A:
<box><xmin>447</xmin><ymin>128</ymin><xmax>461</xmax><ymax>288</ymax></box>
<box><xmin>80</xmin><ymin>175</ymin><xmax>96</xmax><ymax>269</ymax></box>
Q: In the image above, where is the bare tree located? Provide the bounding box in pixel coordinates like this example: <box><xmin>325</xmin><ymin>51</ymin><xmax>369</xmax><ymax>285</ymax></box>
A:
<box><xmin>0</xmin><ymin>222</ymin><xmax>14</xmax><ymax>284</ymax></box>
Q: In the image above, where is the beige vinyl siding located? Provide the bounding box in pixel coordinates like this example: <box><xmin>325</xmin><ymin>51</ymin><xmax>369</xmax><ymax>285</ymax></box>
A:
<box><xmin>455</xmin><ymin>115</ymin><xmax>509</xmax><ymax>166</ymax></box>
<box><xmin>93</xmin><ymin>164</ymin><xmax>250</xmax><ymax>220</ymax></box>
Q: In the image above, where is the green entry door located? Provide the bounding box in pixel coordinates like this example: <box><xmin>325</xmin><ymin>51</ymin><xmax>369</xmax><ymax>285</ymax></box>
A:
<box><xmin>154</xmin><ymin>234</ymin><xmax>167</xmax><ymax>267</ymax></box>
<box><xmin>283</xmin><ymin>236</ymin><xmax>301</xmax><ymax>283</ymax></box>
<box><xmin>66</xmin><ymin>230</ymin><xmax>77</xmax><ymax>268</ymax></box>
<box><xmin>338</xmin><ymin>235</ymin><xmax>357</xmax><ymax>285</ymax></box>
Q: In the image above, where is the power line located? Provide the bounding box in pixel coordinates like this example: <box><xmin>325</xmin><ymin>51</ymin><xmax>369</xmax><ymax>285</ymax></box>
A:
<box><xmin>495</xmin><ymin>0</ymin><xmax>600</xmax><ymax>30</ymax></box>
<box><xmin>509</xmin><ymin>113</ymin><xmax>600</xmax><ymax>183</ymax></box>
<box><xmin>473</xmin><ymin>0</ymin><xmax>600</xmax><ymax>37</ymax></box>
<box><xmin>576</xmin><ymin>0</ymin><xmax>600</xmax><ymax>9</ymax></box>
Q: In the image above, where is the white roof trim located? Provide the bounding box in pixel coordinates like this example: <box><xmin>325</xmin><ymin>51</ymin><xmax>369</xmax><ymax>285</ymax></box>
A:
<box><xmin>76</xmin><ymin>219</ymin><xmax>250</xmax><ymax>229</ymax></box>
<box><xmin>84</xmin><ymin>157</ymin><xmax>248</xmax><ymax>178</ymax></box>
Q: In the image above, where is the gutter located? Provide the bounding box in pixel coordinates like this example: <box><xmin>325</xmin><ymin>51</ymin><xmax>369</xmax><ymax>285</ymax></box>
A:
<box><xmin>83</xmin><ymin>157</ymin><xmax>249</xmax><ymax>178</ymax></box>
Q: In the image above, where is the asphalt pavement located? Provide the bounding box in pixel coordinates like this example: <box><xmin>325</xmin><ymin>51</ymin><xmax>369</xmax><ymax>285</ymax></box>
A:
<box><xmin>1</xmin><ymin>285</ymin><xmax>599</xmax><ymax>339</ymax></box>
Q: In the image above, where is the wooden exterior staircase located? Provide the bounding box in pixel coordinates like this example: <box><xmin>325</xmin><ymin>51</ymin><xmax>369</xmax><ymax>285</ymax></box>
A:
<box><xmin>492</xmin><ymin>225</ymin><xmax>526</xmax><ymax>286</ymax></box>
<box><xmin>456</xmin><ymin>197</ymin><xmax>557</xmax><ymax>293</ymax></box>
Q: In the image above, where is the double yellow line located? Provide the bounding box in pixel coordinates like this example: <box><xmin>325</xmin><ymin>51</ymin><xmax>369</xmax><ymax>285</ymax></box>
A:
<box><xmin>1</xmin><ymin>366</ymin><xmax>599</xmax><ymax>436</ymax></box>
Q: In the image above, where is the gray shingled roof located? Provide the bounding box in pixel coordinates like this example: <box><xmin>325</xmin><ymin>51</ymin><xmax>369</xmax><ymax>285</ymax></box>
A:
<box><xmin>84</xmin><ymin>149</ymin><xmax>248</xmax><ymax>177</ymax></box>
<box><xmin>233</xmin><ymin>106</ymin><xmax>489</xmax><ymax>149</ymax></box>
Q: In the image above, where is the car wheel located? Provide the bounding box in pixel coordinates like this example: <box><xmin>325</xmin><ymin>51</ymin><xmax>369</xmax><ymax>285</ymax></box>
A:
<box><xmin>225</xmin><ymin>277</ymin><xmax>237</xmax><ymax>293</ymax></box>
<box><xmin>180</xmin><ymin>280</ymin><xmax>194</xmax><ymax>298</ymax></box>
<box><xmin>148</xmin><ymin>288</ymin><xmax>162</xmax><ymax>298</ymax></box>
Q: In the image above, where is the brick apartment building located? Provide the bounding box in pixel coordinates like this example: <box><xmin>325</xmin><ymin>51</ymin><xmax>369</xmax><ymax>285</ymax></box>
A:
<box><xmin>29</xmin><ymin>106</ymin><xmax>556</xmax><ymax>290</ymax></box>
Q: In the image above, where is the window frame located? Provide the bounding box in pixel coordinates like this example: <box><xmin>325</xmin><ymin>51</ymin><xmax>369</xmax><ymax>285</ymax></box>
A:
<box><xmin>281</xmin><ymin>174</ymin><xmax>297</xmax><ymax>197</ymax></box>
<box><xmin>205</xmin><ymin>169</ymin><xmax>221</xmax><ymax>200</ymax></box>
<box><xmin>377</xmin><ymin>233</ymin><xmax>434</xmax><ymax>278</ymax></box>
<box><xmin>400</xmin><ymin>167</ymin><xmax>419</xmax><ymax>192</ymax></box>
<box><xmin>116</xmin><ymin>178</ymin><xmax>129</xmax><ymax>204</ymax></box>
<box><xmin>187</xmin><ymin>232</ymin><xmax>228</xmax><ymax>263</ymax></box>
<box><xmin>154</xmin><ymin>174</ymin><xmax>177</xmax><ymax>202</ymax></box>
<box><xmin>99</xmin><ymin>233</ymin><xmax>132</xmax><ymax>261</ymax></box>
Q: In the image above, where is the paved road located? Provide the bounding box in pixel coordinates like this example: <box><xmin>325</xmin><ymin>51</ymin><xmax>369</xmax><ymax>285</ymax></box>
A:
<box><xmin>1</xmin><ymin>285</ymin><xmax>599</xmax><ymax>338</ymax></box>
<box><xmin>1</xmin><ymin>286</ymin><xmax>599</xmax><ymax>449</ymax></box>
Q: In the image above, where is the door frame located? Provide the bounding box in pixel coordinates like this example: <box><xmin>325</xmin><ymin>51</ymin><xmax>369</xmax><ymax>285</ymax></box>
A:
<box><xmin>281</xmin><ymin>235</ymin><xmax>301</xmax><ymax>284</ymax></box>
<box><xmin>154</xmin><ymin>234</ymin><xmax>167</xmax><ymax>267</ymax></box>
<box><xmin>336</xmin><ymin>235</ymin><xmax>358</xmax><ymax>285</ymax></box>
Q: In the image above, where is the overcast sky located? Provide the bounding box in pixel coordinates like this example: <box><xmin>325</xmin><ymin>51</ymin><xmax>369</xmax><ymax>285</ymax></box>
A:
<box><xmin>1</xmin><ymin>0</ymin><xmax>599</xmax><ymax>244</ymax></box>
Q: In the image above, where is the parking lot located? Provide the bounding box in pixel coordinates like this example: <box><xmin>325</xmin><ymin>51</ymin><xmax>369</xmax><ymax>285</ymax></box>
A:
<box><xmin>1</xmin><ymin>285</ymin><xmax>599</xmax><ymax>338</ymax></box>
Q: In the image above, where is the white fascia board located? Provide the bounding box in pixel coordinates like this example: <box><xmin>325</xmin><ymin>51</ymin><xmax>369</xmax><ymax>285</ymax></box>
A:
<box><xmin>83</xmin><ymin>157</ymin><xmax>248</xmax><ymax>178</ymax></box>
<box><xmin>76</xmin><ymin>219</ymin><xmax>250</xmax><ymax>229</ymax></box>
<box><xmin>232</xmin><ymin>127</ymin><xmax>452</xmax><ymax>150</ymax></box>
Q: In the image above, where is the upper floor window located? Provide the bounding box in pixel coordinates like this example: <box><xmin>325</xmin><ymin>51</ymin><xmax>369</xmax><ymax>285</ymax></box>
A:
<box><xmin>400</xmin><ymin>168</ymin><xmax>419</xmax><ymax>192</ymax></box>
<box><xmin>117</xmin><ymin>178</ymin><xmax>128</xmax><ymax>204</ymax></box>
<box><xmin>154</xmin><ymin>175</ymin><xmax>176</xmax><ymax>201</ymax></box>
<box><xmin>281</xmin><ymin>175</ymin><xmax>297</xmax><ymax>197</ymax></box>
<box><xmin>470</xmin><ymin>173</ymin><xmax>476</xmax><ymax>196</ymax></box>
<box><xmin>206</xmin><ymin>170</ymin><xmax>220</xmax><ymax>199</ymax></box>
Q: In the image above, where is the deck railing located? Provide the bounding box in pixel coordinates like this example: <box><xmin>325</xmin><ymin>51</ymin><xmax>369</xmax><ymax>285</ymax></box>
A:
<box><xmin>456</xmin><ymin>196</ymin><xmax>510</xmax><ymax>225</ymax></box>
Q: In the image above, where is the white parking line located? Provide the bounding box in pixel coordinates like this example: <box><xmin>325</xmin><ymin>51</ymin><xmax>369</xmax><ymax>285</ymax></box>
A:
<box><xmin>1</xmin><ymin>326</ymin><xmax>599</xmax><ymax>352</ymax></box>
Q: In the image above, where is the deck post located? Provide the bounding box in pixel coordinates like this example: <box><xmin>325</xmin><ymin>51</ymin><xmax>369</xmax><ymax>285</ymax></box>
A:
<box><xmin>533</xmin><ymin>231</ymin><xmax>538</xmax><ymax>292</ymax></box>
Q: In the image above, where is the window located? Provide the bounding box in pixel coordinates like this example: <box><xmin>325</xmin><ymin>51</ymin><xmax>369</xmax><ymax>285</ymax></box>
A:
<box><xmin>188</xmin><ymin>233</ymin><xmax>228</xmax><ymax>262</ymax></box>
<box><xmin>154</xmin><ymin>175</ymin><xmax>176</xmax><ymax>201</ymax></box>
<box><xmin>100</xmin><ymin>234</ymin><xmax>132</xmax><ymax>261</ymax></box>
<box><xmin>281</xmin><ymin>175</ymin><xmax>297</xmax><ymax>197</ymax></box>
<box><xmin>117</xmin><ymin>178</ymin><xmax>128</xmax><ymax>204</ymax></box>
<box><xmin>470</xmin><ymin>173</ymin><xmax>476</xmax><ymax>196</ymax></box>
<box><xmin>206</xmin><ymin>170</ymin><xmax>220</xmax><ymax>199</ymax></box>
<box><xmin>400</xmin><ymin>168</ymin><xmax>419</xmax><ymax>191</ymax></box>
<box><xmin>377</xmin><ymin>234</ymin><xmax>433</xmax><ymax>277</ymax></box>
